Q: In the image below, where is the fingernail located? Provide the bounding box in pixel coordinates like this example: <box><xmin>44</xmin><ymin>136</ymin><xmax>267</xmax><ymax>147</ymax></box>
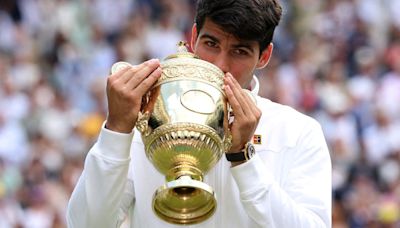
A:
<box><xmin>148</xmin><ymin>58</ymin><xmax>159</xmax><ymax>64</ymax></box>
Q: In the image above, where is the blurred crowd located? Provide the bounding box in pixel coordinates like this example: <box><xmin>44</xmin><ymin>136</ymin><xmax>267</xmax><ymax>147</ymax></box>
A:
<box><xmin>0</xmin><ymin>0</ymin><xmax>399</xmax><ymax>227</ymax></box>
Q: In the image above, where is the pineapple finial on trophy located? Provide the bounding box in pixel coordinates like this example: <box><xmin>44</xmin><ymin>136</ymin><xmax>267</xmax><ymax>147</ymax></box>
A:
<box><xmin>177</xmin><ymin>41</ymin><xmax>189</xmax><ymax>52</ymax></box>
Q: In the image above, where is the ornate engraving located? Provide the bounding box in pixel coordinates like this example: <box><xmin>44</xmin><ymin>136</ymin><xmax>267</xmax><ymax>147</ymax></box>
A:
<box><xmin>223</xmin><ymin>131</ymin><xmax>232</xmax><ymax>152</ymax></box>
<box><xmin>158</xmin><ymin>58</ymin><xmax>224</xmax><ymax>91</ymax></box>
<box><xmin>136</xmin><ymin>111</ymin><xmax>151</xmax><ymax>136</ymax></box>
<box><xmin>142</xmin><ymin>122</ymin><xmax>225</xmax><ymax>175</ymax></box>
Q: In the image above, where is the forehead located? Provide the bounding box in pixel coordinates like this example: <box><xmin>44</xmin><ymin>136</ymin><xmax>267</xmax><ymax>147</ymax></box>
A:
<box><xmin>199</xmin><ymin>19</ymin><xmax>232</xmax><ymax>39</ymax></box>
<box><xmin>198</xmin><ymin>19</ymin><xmax>259</xmax><ymax>48</ymax></box>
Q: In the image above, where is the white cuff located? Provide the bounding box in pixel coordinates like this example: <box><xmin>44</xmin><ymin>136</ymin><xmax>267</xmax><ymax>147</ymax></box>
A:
<box><xmin>230</xmin><ymin>154</ymin><xmax>273</xmax><ymax>195</ymax></box>
<box><xmin>95</xmin><ymin>123</ymin><xmax>134</xmax><ymax>161</ymax></box>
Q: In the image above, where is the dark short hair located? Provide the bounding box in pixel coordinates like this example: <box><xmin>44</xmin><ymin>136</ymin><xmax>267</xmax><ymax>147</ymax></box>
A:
<box><xmin>195</xmin><ymin>0</ymin><xmax>282</xmax><ymax>53</ymax></box>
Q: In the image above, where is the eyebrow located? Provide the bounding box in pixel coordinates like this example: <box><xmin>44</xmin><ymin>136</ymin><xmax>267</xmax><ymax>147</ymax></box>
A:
<box><xmin>199</xmin><ymin>33</ymin><xmax>220</xmax><ymax>43</ymax></box>
<box><xmin>199</xmin><ymin>33</ymin><xmax>255</xmax><ymax>54</ymax></box>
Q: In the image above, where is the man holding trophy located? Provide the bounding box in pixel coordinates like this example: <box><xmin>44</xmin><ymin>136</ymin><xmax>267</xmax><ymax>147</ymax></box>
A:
<box><xmin>67</xmin><ymin>0</ymin><xmax>332</xmax><ymax>227</ymax></box>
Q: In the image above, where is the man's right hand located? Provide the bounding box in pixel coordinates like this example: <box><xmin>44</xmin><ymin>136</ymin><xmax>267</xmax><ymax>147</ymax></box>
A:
<box><xmin>105</xmin><ymin>59</ymin><xmax>162</xmax><ymax>133</ymax></box>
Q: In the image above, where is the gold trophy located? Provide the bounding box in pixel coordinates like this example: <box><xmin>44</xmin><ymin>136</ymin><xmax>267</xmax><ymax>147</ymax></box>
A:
<box><xmin>128</xmin><ymin>42</ymin><xmax>231</xmax><ymax>224</ymax></box>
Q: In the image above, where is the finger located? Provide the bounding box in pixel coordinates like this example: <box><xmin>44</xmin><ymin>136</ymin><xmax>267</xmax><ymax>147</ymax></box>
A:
<box><xmin>114</xmin><ymin>64</ymin><xmax>141</xmax><ymax>84</ymax></box>
<box><xmin>243</xmin><ymin>89</ymin><xmax>262</xmax><ymax>119</ymax></box>
<box><xmin>225</xmin><ymin>73</ymin><xmax>261</xmax><ymax>122</ymax></box>
<box><xmin>242</xmin><ymin>89</ymin><xmax>258</xmax><ymax>111</ymax></box>
<box><xmin>227</xmin><ymin>73</ymin><xmax>259</xmax><ymax>115</ymax></box>
<box><xmin>226</xmin><ymin>72</ymin><xmax>244</xmax><ymax>90</ymax></box>
<box><xmin>224</xmin><ymin>73</ymin><xmax>251</xmax><ymax>115</ymax></box>
<box><xmin>134</xmin><ymin>66</ymin><xmax>162</xmax><ymax>96</ymax></box>
<box><xmin>225</xmin><ymin>73</ymin><xmax>249</xmax><ymax>105</ymax></box>
<box><xmin>108</xmin><ymin>62</ymin><xmax>143</xmax><ymax>90</ymax></box>
<box><xmin>224</xmin><ymin>83</ymin><xmax>245</xmax><ymax>117</ymax></box>
<box><xmin>111</xmin><ymin>61</ymin><xmax>132</xmax><ymax>75</ymax></box>
<box><xmin>125</xmin><ymin>59</ymin><xmax>160</xmax><ymax>90</ymax></box>
<box><xmin>110</xmin><ymin>59</ymin><xmax>159</xmax><ymax>86</ymax></box>
<box><xmin>107</xmin><ymin>65</ymin><xmax>132</xmax><ymax>92</ymax></box>
<box><xmin>108</xmin><ymin>64</ymin><xmax>131</xmax><ymax>80</ymax></box>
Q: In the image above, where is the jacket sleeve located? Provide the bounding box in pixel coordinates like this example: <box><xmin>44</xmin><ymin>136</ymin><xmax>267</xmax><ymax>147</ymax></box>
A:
<box><xmin>66</xmin><ymin>126</ymin><xmax>135</xmax><ymax>228</ymax></box>
<box><xmin>231</xmin><ymin>120</ymin><xmax>332</xmax><ymax>228</ymax></box>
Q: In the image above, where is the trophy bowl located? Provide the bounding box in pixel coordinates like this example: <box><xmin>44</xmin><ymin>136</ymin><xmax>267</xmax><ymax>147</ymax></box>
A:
<box><xmin>135</xmin><ymin>42</ymin><xmax>231</xmax><ymax>225</ymax></box>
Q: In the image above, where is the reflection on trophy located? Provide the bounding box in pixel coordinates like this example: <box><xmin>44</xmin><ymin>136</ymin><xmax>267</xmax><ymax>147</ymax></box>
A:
<box><xmin>131</xmin><ymin>41</ymin><xmax>231</xmax><ymax>224</ymax></box>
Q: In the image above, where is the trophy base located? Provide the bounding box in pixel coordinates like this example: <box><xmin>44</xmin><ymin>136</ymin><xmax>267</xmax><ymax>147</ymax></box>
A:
<box><xmin>152</xmin><ymin>176</ymin><xmax>216</xmax><ymax>225</ymax></box>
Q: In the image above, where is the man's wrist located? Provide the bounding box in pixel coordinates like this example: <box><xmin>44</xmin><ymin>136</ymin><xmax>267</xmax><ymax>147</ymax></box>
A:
<box><xmin>104</xmin><ymin>120</ymin><xmax>134</xmax><ymax>134</ymax></box>
<box><xmin>230</xmin><ymin>161</ymin><xmax>246</xmax><ymax>167</ymax></box>
<box><xmin>225</xmin><ymin>142</ymin><xmax>256</xmax><ymax>165</ymax></box>
<box><xmin>97</xmin><ymin>122</ymin><xmax>133</xmax><ymax>160</ymax></box>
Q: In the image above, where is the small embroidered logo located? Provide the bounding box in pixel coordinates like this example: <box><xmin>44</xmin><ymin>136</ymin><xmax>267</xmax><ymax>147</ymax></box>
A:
<box><xmin>253</xmin><ymin>135</ymin><xmax>262</xmax><ymax>144</ymax></box>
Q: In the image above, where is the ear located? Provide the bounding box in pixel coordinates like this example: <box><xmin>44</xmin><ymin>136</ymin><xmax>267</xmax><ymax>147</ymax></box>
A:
<box><xmin>190</xmin><ymin>24</ymin><xmax>198</xmax><ymax>51</ymax></box>
<box><xmin>256</xmin><ymin>43</ymin><xmax>274</xmax><ymax>69</ymax></box>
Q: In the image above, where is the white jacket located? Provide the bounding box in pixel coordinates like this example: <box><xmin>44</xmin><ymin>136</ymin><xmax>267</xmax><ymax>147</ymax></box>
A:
<box><xmin>67</xmin><ymin>83</ymin><xmax>332</xmax><ymax>228</ymax></box>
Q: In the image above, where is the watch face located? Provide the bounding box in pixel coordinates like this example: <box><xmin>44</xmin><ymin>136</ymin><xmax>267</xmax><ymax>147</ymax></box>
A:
<box><xmin>248</xmin><ymin>143</ymin><xmax>256</xmax><ymax>158</ymax></box>
<box><xmin>225</xmin><ymin>143</ymin><xmax>256</xmax><ymax>162</ymax></box>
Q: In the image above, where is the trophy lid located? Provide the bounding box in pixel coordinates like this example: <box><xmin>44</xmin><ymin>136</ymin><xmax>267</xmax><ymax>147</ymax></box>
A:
<box><xmin>159</xmin><ymin>41</ymin><xmax>225</xmax><ymax>90</ymax></box>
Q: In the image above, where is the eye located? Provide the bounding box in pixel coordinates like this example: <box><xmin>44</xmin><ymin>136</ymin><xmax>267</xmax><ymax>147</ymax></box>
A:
<box><xmin>232</xmin><ymin>49</ymin><xmax>249</xmax><ymax>56</ymax></box>
<box><xmin>205</xmin><ymin>40</ymin><xmax>217</xmax><ymax>48</ymax></box>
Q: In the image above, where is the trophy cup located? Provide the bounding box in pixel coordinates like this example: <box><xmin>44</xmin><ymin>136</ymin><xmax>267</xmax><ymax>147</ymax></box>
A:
<box><xmin>131</xmin><ymin>42</ymin><xmax>231</xmax><ymax>224</ymax></box>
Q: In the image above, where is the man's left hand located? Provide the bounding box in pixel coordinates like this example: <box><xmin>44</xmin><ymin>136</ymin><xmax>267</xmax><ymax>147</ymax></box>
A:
<box><xmin>223</xmin><ymin>72</ymin><xmax>261</xmax><ymax>153</ymax></box>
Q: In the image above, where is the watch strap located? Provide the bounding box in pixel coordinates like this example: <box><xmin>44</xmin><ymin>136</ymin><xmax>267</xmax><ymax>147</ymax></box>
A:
<box><xmin>225</xmin><ymin>151</ymin><xmax>246</xmax><ymax>162</ymax></box>
<box><xmin>225</xmin><ymin>143</ymin><xmax>255</xmax><ymax>162</ymax></box>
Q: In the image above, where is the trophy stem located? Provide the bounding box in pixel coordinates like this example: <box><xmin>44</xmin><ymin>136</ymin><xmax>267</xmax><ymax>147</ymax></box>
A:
<box><xmin>152</xmin><ymin>175</ymin><xmax>217</xmax><ymax>225</ymax></box>
<box><xmin>166</xmin><ymin>163</ymin><xmax>203</xmax><ymax>182</ymax></box>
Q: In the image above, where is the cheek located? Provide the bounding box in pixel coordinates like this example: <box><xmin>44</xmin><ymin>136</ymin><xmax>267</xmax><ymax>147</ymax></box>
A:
<box><xmin>194</xmin><ymin>47</ymin><xmax>214</xmax><ymax>63</ymax></box>
<box><xmin>230</xmin><ymin>62</ymin><xmax>254</xmax><ymax>82</ymax></box>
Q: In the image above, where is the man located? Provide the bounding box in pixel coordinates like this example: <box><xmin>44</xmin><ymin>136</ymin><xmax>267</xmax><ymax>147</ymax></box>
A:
<box><xmin>67</xmin><ymin>0</ymin><xmax>332</xmax><ymax>227</ymax></box>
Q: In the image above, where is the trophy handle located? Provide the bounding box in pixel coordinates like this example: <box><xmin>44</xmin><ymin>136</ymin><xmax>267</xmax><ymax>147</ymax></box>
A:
<box><xmin>136</xmin><ymin>111</ymin><xmax>151</xmax><ymax>136</ymax></box>
<box><xmin>224</xmin><ymin>103</ymin><xmax>233</xmax><ymax>152</ymax></box>
<box><xmin>136</xmin><ymin>90</ymin><xmax>153</xmax><ymax>136</ymax></box>
<box><xmin>223</xmin><ymin>130</ymin><xmax>232</xmax><ymax>152</ymax></box>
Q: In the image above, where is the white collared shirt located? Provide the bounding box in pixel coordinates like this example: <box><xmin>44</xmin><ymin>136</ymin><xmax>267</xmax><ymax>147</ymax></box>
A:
<box><xmin>67</xmin><ymin>77</ymin><xmax>332</xmax><ymax>228</ymax></box>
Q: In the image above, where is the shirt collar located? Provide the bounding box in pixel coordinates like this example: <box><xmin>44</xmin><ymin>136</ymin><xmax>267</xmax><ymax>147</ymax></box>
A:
<box><xmin>249</xmin><ymin>75</ymin><xmax>260</xmax><ymax>96</ymax></box>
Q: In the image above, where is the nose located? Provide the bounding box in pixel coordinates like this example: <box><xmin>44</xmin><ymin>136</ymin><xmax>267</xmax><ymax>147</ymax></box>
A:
<box><xmin>212</xmin><ymin>53</ymin><xmax>230</xmax><ymax>73</ymax></box>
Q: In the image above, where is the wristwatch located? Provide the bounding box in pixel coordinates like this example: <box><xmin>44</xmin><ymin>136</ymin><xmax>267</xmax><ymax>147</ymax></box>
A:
<box><xmin>225</xmin><ymin>142</ymin><xmax>256</xmax><ymax>162</ymax></box>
